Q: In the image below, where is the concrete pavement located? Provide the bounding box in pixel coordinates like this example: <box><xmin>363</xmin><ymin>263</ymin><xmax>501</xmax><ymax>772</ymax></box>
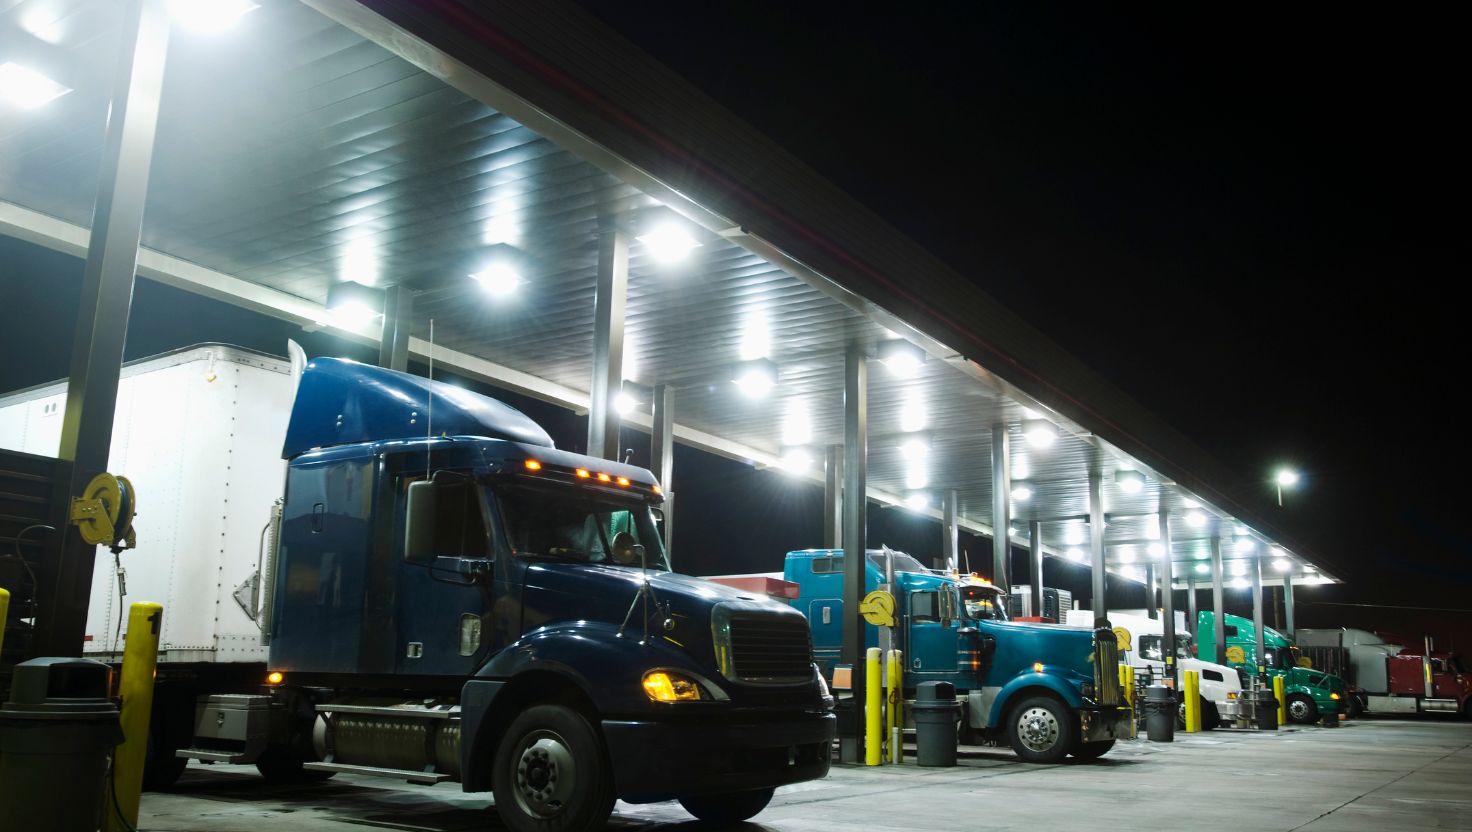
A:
<box><xmin>138</xmin><ymin>717</ymin><xmax>1472</xmax><ymax>831</ymax></box>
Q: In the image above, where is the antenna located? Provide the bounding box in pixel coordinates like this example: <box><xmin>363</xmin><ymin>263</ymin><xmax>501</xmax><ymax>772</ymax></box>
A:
<box><xmin>426</xmin><ymin>318</ymin><xmax>434</xmax><ymax>479</ymax></box>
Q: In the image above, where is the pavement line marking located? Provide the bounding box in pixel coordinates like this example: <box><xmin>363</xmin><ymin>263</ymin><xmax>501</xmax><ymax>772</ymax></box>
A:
<box><xmin>1286</xmin><ymin>737</ymin><xmax>1472</xmax><ymax>831</ymax></box>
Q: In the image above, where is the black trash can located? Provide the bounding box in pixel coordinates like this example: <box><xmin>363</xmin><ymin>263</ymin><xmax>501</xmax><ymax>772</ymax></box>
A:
<box><xmin>1254</xmin><ymin>688</ymin><xmax>1279</xmax><ymax>731</ymax></box>
<box><xmin>0</xmin><ymin>657</ymin><xmax>123</xmax><ymax>832</ymax></box>
<box><xmin>1145</xmin><ymin>684</ymin><xmax>1175</xmax><ymax>742</ymax></box>
<box><xmin>912</xmin><ymin>681</ymin><xmax>959</xmax><ymax>767</ymax></box>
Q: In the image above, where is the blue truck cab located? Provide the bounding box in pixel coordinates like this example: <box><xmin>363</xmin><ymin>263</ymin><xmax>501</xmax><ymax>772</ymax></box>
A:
<box><xmin>218</xmin><ymin>358</ymin><xmax>834</xmax><ymax>831</ymax></box>
<box><xmin>784</xmin><ymin>549</ymin><xmax>1132</xmax><ymax>763</ymax></box>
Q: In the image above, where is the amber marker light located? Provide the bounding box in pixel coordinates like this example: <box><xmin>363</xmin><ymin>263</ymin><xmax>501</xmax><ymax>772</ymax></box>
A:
<box><xmin>597</xmin><ymin>472</ymin><xmax>612</xmax><ymax>483</ymax></box>
<box><xmin>266</xmin><ymin>671</ymin><xmax>284</xmax><ymax>685</ymax></box>
<box><xmin>616</xmin><ymin>476</ymin><xmax>631</xmax><ymax>487</ymax></box>
<box><xmin>652</xmin><ymin>484</ymin><xmax>662</xmax><ymax>495</ymax></box>
<box><xmin>523</xmin><ymin>459</ymin><xmax>542</xmax><ymax>471</ymax></box>
<box><xmin>1032</xmin><ymin>662</ymin><xmax>1044</xmax><ymax>673</ymax></box>
<box><xmin>575</xmin><ymin>468</ymin><xmax>591</xmax><ymax>479</ymax></box>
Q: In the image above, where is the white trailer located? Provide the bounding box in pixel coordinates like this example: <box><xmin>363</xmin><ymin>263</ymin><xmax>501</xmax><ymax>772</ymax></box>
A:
<box><xmin>1067</xmin><ymin>609</ymin><xmax>1245</xmax><ymax>727</ymax></box>
<box><xmin>0</xmin><ymin>344</ymin><xmax>297</xmax><ymax>783</ymax></box>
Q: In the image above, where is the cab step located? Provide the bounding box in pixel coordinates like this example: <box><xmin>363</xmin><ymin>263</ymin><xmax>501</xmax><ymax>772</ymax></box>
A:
<box><xmin>302</xmin><ymin>761</ymin><xmax>450</xmax><ymax>785</ymax></box>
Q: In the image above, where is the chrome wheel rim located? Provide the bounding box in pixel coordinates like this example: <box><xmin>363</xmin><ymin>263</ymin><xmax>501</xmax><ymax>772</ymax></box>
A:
<box><xmin>512</xmin><ymin>731</ymin><xmax>576</xmax><ymax>819</ymax></box>
<box><xmin>1289</xmin><ymin>699</ymin><xmax>1311</xmax><ymax>721</ymax></box>
<box><xmin>1017</xmin><ymin>706</ymin><xmax>1061</xmax><ymax>753</ymax></box>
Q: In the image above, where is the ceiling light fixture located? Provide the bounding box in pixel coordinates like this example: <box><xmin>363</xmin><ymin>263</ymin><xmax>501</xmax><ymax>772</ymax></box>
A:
<box><xmin>0</xmin><ymin>62</ymin><xmax>71</xmax><ymax>108</ymax></box>
<box><xmin>877</xmin><ymin>339</ymin><xmax>926</xmax><ymax>378</ymax></box>
<box><xmin>168</xmin><ymin>0</ymin><xmax>259</xmax><ymax>33</ymax></box>
<box><xmin>1022</xmin><ymin>420</ymin><xmax>1058</xmax><ymax>449</ymax></box>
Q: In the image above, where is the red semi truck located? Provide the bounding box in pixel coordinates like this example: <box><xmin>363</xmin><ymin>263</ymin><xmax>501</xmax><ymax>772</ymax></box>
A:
<box><xmin>1298</xmin><ymin>628</ymin><xmax>1470</xmax><ymax>718</ymax></box>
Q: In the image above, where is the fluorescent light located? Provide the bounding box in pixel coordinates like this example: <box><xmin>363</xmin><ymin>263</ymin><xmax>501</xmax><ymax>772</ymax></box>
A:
<box><xmin>1067</xmin><ymin>548</ymin><xmax>1087</xmax><ymax>563</ymax></box>
<box><xmin>1144</xmin><ymin>514</ymin><xmax>1160</xmax><ymax>539</ymax></box>
<box><xmin>782</xmin><ymin>408</ymin><xmax>812</xmax><ymax>446</ymax></box>
<box><xmin>877</xmin><ymin>340</ymin><xmax>926</xmax><ymax>378</ymax></box>
<box><xmin>614</xmin><ymin>392</ymin><xmax>638</xmax><ymax>416</ymax></box>
<box><xmin>739</xmin><ymin>311</ymin><xmax>770</xmax><ymax>361</ymax></box>
<box><xmin>1064</xmin><ymin>526</ymin><xmax>1085</xmax><ymax>546</ymax></box>
<box><xmin>905</xmin><ymin>465</ymin><xmax>928</xmax><ymax>490</ymax></box>
<box><xmin>1147</xmin><ymin>542</ymin><xmax>1166</xmax><ymax>559</ymax></box>
<box><xmin>342</xmin><ymin>236</ymin><xmax>379</xmax><ymax>287</ymax></box>
<box><xmin>1022</xmin><ymin>420</ymin><xmax>1057</xmax><ymax>449</ymax></box>
<box><xmin>1179</xmin><ymin>496</ymin><xmax>1200</xmax><ymax>509</ymax></box>
<box><xmin>903</xmin><ymin>491</ymin><xmax>930</xmax><ymax>511</ymax></box>
<box><xmin>1272</xmin><ymin>559</ymin><xmax>1291</xmax><ymax>573</ymax></box>
<box><xmin>1234</xmin><ymin>538</ymin><xmax>1255</xmax><ymax>555</ymax></box>
<box><xmin>780</xmin><ymin>447</ymin><xmax>813</xmax><ymax>475</ymax></box>
<box><xmin>1008</xmin><ymin>527</ymin><xmax>1019</xmax><ymax>537</ymax></box>
<box><xmin>637</xmin><ymin>222</ymin><xmax>701</xmax><ymax>263</ymax></box>
<box><xmin>1195</xmin><ymin>563</ymin><xmax>1209</xmax><ymax>575</ymax></box>
<box><xmin>899</xmin><ymin>434</ymin><xmax>931</xmax><ymax>460</ymax></box>
<box><xmin>1010</xmin><ymin>482</ymin><xmax>1033</xmax><ymax>502</ymax></box>
<box><xmin>1230</xmin><ymin>577</ymin><xmax>1250</xmax><ymax>590</ymax></box>
<box><xmin>0</xmin><ymin>63</ymin><xmax>71</xmax><ymax>108</ymax></box>
<box><xmin>899</xmin><ymin>400</ymin><xmax>927</xmax><ymax>433</ymax></box>
<box><xmin>1011</xmin><ymin>457</ymin><xmax>1031</xmax><ymax>480</ymax></box>
<box><xmin>731</xmin><ymin>359</ymin><xmax>778</xmax><ymax>398</ymax></box>
<box><xmin>1230</xmin><ymin>561</ymin><xmax>1247</xmax><ymax>577</ymax></box>
<box><xmin>169</xmin><ymin>0</ymin><xmax>259</xmax><ymax>33</ymax></box>
<box><xmin>470</xmin><ymin>263</ymin><xmax>522</xmax><ymax>297</ymax></box>
<box><xmin>326</xmin><ymin>300</ymin><xmax>380</xmax><ymax>331</ymax></box>
<box><xmin>1185</xmin><ymin>511</ymin><xmax>1207</xmax><ymax>528</ymax></box>
<box><xmin>324</xmin><ymin>281</ymin><xmax>384</xmax><ymax>331</ymax></box>
<box><xmin>1115</xmin><ymin>469</ymin><xmax>1145</xmax><ymax>494</ymax></box>
<box><xmin>1117</xmin><ymin>547</ymin><xmax>1135</xmax><ymax>564</ymax></box>
<box><xmin>1275</xmin><ymin>468</ymin><xmax>1300</xmax><ymax>487</ymax></box>
<box><xmin>1121</xmin><ymin>566</ymin><xmax>1142</xmax><ymax>582</ymax></box>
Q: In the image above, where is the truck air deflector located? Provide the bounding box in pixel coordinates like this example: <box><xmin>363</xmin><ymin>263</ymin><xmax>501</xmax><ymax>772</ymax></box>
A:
<box><xmin>282</xmin><ymin>357</ymin><xmax>554</xmax><ymax>458</ymax></box>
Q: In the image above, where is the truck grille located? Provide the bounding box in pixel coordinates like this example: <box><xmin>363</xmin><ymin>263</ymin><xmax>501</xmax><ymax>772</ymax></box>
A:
<box><xmin>713</xmin><ymin>605</ymin><xmax>814</xmax><ymax>686</ymax></box>
<box><xmin>1094</xmin><ymin>628</ymin><xmax>1124</xmax><ymax>705</ymax></box>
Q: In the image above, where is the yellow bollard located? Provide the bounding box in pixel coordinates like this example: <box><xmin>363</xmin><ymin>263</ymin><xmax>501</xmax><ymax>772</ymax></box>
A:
<box><xmin>0</xmin><ymin>587</ymin><xmax>9</xmax><ymax>656</ymax></box>
<box><xmin>108</xmin><ymin>602</ymin><xmax>163</xmax><ymax>832</ymax></box>
<box><xmin>865</xmin><ymin>647</ymin><xmax>882</xmax><ymax>766</ymax></box>
<box><xmin>1118</xmin><ymin>664</ymin><xmax>1135</xmax><ymax>707</ymax></box>
<box><xmin>1183</xmin><ymin>670</ymin><xmax>1200</xmax><ymax>733</ymax></box>
<box><xmin>888</xmin><ymin>649</ymin><xmax>903</xmax><ymax>765</ymax></box>
<box><xmin>1273</xmin><ymin>675</ymin><xmax>1287</xmax><ymax>726</ymax></box>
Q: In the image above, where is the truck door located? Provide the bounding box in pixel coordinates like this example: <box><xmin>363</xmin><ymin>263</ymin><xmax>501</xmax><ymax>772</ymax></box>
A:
<box><xmin>905</xmin><ymin>589</ymin><xmax>961</xmax><ymax>682</ymax></box>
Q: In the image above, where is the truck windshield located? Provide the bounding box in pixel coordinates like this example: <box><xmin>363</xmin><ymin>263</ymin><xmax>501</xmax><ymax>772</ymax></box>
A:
<box><xmin>866</xmin><ymin>551</ymin><xmax>929</xmax><ymax>574</ymax></box>
<box><xmin>495</xmin><ymin>485</ymin><xmax>668</xmax><ymax>570</ymax></box>
<box><xmin>961</xmin><ymin>586</ymin><xmax>1008</xmax><ymax>621</ymax></box>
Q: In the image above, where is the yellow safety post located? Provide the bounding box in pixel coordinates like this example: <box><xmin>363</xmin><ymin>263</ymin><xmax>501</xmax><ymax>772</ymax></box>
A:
<box><xmin>865</xmin><ymin>647</ymin><xmax>882</xmax><ymax>766</ymax></box>
<box><xmin>1118</xmin><ymin>663</ymin><xmax>1135</xmax><ymax>707</ymax></box>
<box><xmin>887</xmin><ymin>649</ymin><xmax>903</xmax><ymax>765</ymax></box>
<box><xmin>108</xmin><ymin>602</ymin><xmax>163</xmax><ymax>832</ymax></box>
<box><xmin>1273</xmin><ymin>675</ymin><xmax>1287</xmax><ymax>726</ymax></box>
<box><xmin>1183</xmin><ymin>670</ymin><xmax>1200</xmax><ymax>733</ymax></box>
<box><xmin>0</xmin><ymin>587</ymin><xmax>9</xmax><ymax>656</ymax></box>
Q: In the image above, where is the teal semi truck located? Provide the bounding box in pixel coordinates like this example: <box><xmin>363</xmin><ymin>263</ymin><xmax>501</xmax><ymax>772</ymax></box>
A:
<box><xmin>783</xmin><ymin>549</ymin><xmax>1133</xmax><ymax>763</ymax></box>
<box><xmin>1197</xmin><ymin>611</ymin><xmax>1346</xmax><ymax>724</ymax></box>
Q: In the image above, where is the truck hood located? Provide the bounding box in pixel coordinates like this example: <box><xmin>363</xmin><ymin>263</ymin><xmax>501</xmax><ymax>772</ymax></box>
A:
<box><xmin>980</xmin><ymin>620</ymin><xmax>1096</xmax><ymax>680</ymax></box>
<box><xmin>521</xmin><ymin>562</ymin><xmax>807</xmax><ymax>663</ymax></box>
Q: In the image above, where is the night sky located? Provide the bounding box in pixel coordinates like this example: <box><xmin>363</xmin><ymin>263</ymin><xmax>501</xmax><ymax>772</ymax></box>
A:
<box><xmin>2</xmin><ymin>4</ymin><xmax>1467</xmax><ymax>646</ymax></box>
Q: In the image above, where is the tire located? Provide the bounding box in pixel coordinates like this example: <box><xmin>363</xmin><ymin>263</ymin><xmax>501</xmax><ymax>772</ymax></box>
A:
<box><xmin>1286</xmin><ymin>694</ymin><xmax>1318</xmax><ymax>725</ymax></box>
<box><xmin>1345</xmin><ymin>695</ymin><xmax>1364</xmax><ymax>720</ymax></box>
<box><xmin>492</xmin><ymin>704</ymin><xmax>615</xmax><ymax>832</ymax></box>
<box><xmin>1007</xmin><ymin>695</ymin><xmax>1076</xmax><ymax>764</ymax></box>
<box><xmin>1201</xmin><ymin>699</ymin><xmax>1220</xmax><ymax>731</ymax></box>
<box><xmin>679</xmin><ymin>788</ymin><xmax>775</xmax><ymax>825</ymax></box>
<box><xmin>1070</xmin><ymin>740</ymin><xmax>1114</xmax><ymax>761</ymax></box>
<box><xmin>255</xmin><ymin>748</ymin><xmax>336</xmax><ymax>784</ymax></box>
<box><xmin>142</xmin><ymin>734</ymin><xmax>188</xmax><ymax>790</ymax></box>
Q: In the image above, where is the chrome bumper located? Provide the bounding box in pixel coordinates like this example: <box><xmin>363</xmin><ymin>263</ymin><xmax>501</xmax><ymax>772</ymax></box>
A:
<box><xmin>1079</xmin><ymin>705</ymin><xmax>1135</xmax><ymax>743</ymax></box>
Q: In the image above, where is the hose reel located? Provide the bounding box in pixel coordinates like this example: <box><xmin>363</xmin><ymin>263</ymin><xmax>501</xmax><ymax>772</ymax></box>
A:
<box><xmin>70</xmin><ymin>472</ymin><xmax>138</xmax><ymax>552</ymax></box>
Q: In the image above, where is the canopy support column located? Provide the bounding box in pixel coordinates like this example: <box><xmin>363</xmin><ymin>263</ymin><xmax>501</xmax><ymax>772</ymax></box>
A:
<box><xmin>1029</xmin><ymin>520</ymin><xmax>1044</xmax><ymax>617</ymax></box>
<box><xmin>1089</xmin><ymin>462</ymin><xmax>1108</xmax><ymax>627</ymax></box>
<box><xmin>1283</xmin><ymin>573</ymin><xmax>1296</xmax><ymax>639</ymax></box>
<box><xmin>943</xmin><ymin>489</ymin><xmax>960</xmax><ymax>572</ymax></box>
<box><xmin>823</xmin><ymin>445</ymin><xmax>842</xmax><ymax>550</ymax></box>
<box><xmin>840</xmin><ymin>343</ymin><xmax>868</xmax><ymax>759</ymax></box>
<box><xmin>587</xmin><ymin>229</ymin><xmax>628</xmax><ymax>461</ymax></box>
<box><xmin>1211</xmin><ymin>535</ymin><xmax>1226</xmax><ymax>665</ymax></box>
<box><xmin>650</xmin><ymin>384</ymin><xmax>674</xmax><ymax>560</ymax></box>
<box><xmin>1251</xmin><ymin>551</ymin><xmax>1266</xmax><ymax>679</ymax></box>
<box><xmin>1158</xmin><ymin>492</ymin><xmax>1177</xmax><ymax>686</ymax></box>
<box><xmin>991</xmin><ymin>424</ymin><xmax>1011</xmax><ymax>589</ymax></box>
<box><xmin>378</xmin><ymin>284</ymin><xmax>413</xmax><ymax>372</ymax></box>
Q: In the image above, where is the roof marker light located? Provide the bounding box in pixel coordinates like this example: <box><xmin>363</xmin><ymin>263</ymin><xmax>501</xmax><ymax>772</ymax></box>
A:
<box><xmin>616</xmin><ymin>476</ymin><xmax>630</xmax><ymax>487</ymax></box>
<box><xmin>652</xmin><ymin>484</ymin><xmax>663</xmax><ymax>495</ymax></box>
<box><xmin>1022</xmin><ymin>420</ymin><xmax>1057</xmax><ymax>449</ymax></box>
<box><xmin>575</xmin><ymin>468</ymin><xmax>591</xmax><ymax>479</ymax></box>
<box><xmin>523</xmin><ymin>460</ymin><xmax>542</xmax><ymax>471</ymax></box>
<box><xmin>597</xmin><ymin>473</ymin><xmax>612</xmax><ymax>483</ymax></box>
<box><xmin>169</xmin><ymin>0</ymin><xmax>259</xmax><ymax>33</ymax></box>
<box><xmin>638</xmin><ymin>222</ymin><xmax>701</xmax><ymax>263</ymax></box>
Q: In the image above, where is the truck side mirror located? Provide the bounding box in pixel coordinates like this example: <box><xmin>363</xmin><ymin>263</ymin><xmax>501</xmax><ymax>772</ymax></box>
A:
<box><xmin>404</xmin><ymin>480</ymin><xmax>438</xmax><ymax>564</ymax></box>
<box><xmin>938</xmin><ymin>587</ymin><xmax>957</xmax><ymax>623</ymax></box>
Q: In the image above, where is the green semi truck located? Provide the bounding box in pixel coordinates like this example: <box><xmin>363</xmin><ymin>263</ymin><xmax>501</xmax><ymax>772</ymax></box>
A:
<box><xmin>1197</xmin><ymin>611</ymin><xmax>1347</xmax><ymax>724</ymax></box>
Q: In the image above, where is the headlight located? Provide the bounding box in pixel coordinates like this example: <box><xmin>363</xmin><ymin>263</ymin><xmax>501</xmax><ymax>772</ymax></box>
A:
<box><xmin>643</xmin><ymin>670</ymin><xmax>703</xmax><ymax>702</ymax></box>
<box><xmin>1330</xmin><ymin>692</ymin><xmax>1340</xmax><ymax>700</ymax></box>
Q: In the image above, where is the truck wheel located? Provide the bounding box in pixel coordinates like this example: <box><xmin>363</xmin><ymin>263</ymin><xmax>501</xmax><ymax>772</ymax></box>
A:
<box><xmin>1345</xmin><ymin>695</ymin><xmax>1364</xmax><ymax>719</ymax></box>
<box><xmin>1286</xmin><ymin>694</ymin><xmax>1318</xmax><ymax>725</ymax></box>
<box><xmin>1070</xmin><ymin>740</ymin><xmax>1114</xmax><ymax>761</ymax></box>
<box><xmin>1201</xmin><ymin>698</ymin><xmax>1220</xmax><ymax>731</ymax></box>
<box><xmin>1007</xmin><ymin>696</ymin><xmax>1076</xmax><ymax>764</ymax></box>
<box><xmin>492</xmin><ymin>704</ymin><xmax>614</xmax><ymax>832</ymax></box>
<box><xmin>142</xmin><ymin>735</ymin><xmax>187</xmax><ymax>790</ymax></box>
<box><xmin>679</xmin><ymin>788</ymin><xmax>775</xmax><ymax>824</ymax></box>
<box><xmin>255</xmin><ymin>748</ymin><xmax>335</xmax><ymax>784</ymax></box>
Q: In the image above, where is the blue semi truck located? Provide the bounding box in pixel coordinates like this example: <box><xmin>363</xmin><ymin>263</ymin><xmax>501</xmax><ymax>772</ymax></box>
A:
<box><xmin>784</xmin><ymin>548</ymin><xmax>1132</xmax><ymax>762</ymax></box>
<box><xmin>141</xmin><ymin>357</ymin><xmax>836</xmax><ymax>831</ymax></box>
